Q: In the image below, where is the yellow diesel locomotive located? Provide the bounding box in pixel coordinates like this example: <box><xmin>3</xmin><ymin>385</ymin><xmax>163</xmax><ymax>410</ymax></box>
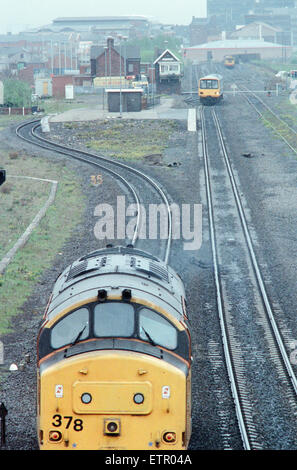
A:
<box><xmin>37</xmin><ymin>245</ymin><xmax>192</xmax><ymax>450</ymax></box>
<box><xmin>198</xmin><ymin>74</ymin><xmax>223</xmax><ymax>105</ymax></box>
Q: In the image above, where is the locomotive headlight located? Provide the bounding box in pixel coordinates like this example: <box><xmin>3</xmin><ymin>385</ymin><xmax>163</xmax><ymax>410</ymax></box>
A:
<box><xmin>49</xmin><ymin>430</ymin><xmax>62</xmax><ymax>442</ymax></box>
<box><xmin>107</xmin><ymin>421</ymin><xmax>118</xmax><ymax>433</ymax></box>
<box><xmin>81</xmin><ymin>392</ymin><xmax>92</xmax><ymax>404</ymax></box>
<box><xmin>162</xmin><ymin>431</ymin><xmax>177</xmax><ymax>443</ymax></box>
<box><xmin>133</xmin><ymin>393</ymin><xmax>144</xmax><ymax>404</ymax></box>
<box><xmin>104</xmin><ymin>418</ymin><xmax>121</xmax><ymax>435</ymax></box>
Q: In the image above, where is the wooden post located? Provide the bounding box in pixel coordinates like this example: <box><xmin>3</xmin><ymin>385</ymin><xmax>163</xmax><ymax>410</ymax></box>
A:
<box><xmin>0</xmin><ymin>402</ymin><xmax>8</xmax><ymax>447</ymax></box>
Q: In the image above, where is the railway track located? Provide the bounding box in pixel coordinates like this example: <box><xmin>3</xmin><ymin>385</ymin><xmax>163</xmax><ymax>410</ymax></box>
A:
<box><xmin>213</xmin><ymin>62</ymin><xmax>297</xmax><ymax>154</ymax></box>
<box><xmin>16</xmin><ymin>119</ymin><xmax>173</xmax><ymax>265</ymax></box>
<box><xmin>200</xmin><ymin>105</ymin><xmax>297</xmax><ymax>450</ymax></box>
<box><xmin>239</xmin><ymin>85</ymin><xmax>297</xmax><ymax>155</ymax></box>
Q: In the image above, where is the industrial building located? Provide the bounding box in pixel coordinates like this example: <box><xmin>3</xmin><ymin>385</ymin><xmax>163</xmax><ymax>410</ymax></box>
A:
<box><xmin>207</xmin><ymin>0</ymin><xmax>255</xmax><ymax>29</ymax></box>
<box><xmin>189</xmin><ymin>16</ymin><xmax>219</xmax><ymax>46</ymax></box>
<box><xmin>24</xmin><ymin>16</ymin><xmax>150</xmax><ymax>41</ymax></box>
<box><xmin>183</xmin><ymin>38</ymin><xmax>292</xmax><ymax>62</ymax></box>
<box><xmin>206</xmin><ymin>1</ymin><xmax>297</xmax><ymax>37</ymax></box>
<box><xmin>230</xmin><ymin>22</ymin><xmax>282</xmax><ymax>43</ymax></box>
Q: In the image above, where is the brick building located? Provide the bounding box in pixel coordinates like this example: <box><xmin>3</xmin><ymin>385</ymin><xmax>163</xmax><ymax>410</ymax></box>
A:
<box><xmin>189</xmin><ymin>16</ymin><xmax>219</xmax><ymax>46</ymax></box>
<box><xmin>91</xmin><ymin>37</ymin><xmax>141</xmax><ymax>79</ymax></box>
<box><xmin>52</xmin><ymin>75</ymin><xmax>73</xmax><ymax>98</ymax></box>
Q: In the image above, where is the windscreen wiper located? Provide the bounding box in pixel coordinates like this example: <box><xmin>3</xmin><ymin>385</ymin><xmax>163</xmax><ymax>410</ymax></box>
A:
<box><xmin>141</xmin><ymin>327</ymin><xmax>157</xmax><ymax>346</ymax></box>
<box><xmin>71</xmin><ymin>324</ymin><xmax>87</xmax><ymax>346</ymax></box>
<box><xmin>64</xmin><ymin>324</ymin><xmax>87</xmax><ymax>357</ymax></box>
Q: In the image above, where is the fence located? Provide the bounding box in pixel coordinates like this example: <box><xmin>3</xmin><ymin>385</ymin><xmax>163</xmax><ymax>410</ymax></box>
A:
<box><xmin>0</xmin><ymin>107</ymin><xmax>32</xmax><ymax>115</ymax></box>
<box><xmin>74</xmin><ymin>86</ymin><xmax>103</xmax><ymax>95</ymax></box>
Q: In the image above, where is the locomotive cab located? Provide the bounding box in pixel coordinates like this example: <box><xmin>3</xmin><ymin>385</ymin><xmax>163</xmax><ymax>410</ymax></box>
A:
<box><xmin>198</xmin><ymin>74</ymin><xmax>223</xmax><ymax>105</ymax></box>
<box><xmin>37</xmin><ymin>246</ymin><xmax>192</xmax><ymax>450</ymax></box>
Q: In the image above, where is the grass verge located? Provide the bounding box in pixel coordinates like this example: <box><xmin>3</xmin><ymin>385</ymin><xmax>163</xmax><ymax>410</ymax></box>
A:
<box><xmin>78</xmin><ymin>119</ymin><xmax>179</xmax><ymax>160</ymax></box>
<box><xmin>260</xmin><ymin>95</ymin><xmax>297</xmax><ymax>151</ymax></box>
<box><xmin>0</xmin><ymin>147</ymin><xmax>85</xmax><ymax>334</ymax></box>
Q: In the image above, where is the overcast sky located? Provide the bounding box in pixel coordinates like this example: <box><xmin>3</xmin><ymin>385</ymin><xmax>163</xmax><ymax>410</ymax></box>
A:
<box><xmin>0</xmin><ymin>0</ymin><xmax>207</xmax><ymax>34</ymax></box>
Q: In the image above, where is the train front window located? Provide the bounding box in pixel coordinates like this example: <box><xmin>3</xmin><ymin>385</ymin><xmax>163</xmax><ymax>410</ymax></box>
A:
<box><xmin>138</xmin><ymin>308</ymin><xmax>177</xmax><ymax>350</ymax></box>
<box><xmin>94</xmin><ymin>302</ymin><xmax>134</xmax><ymax>337</ymax></box>
<box><xmin>50</xmin><ymin>308</ymin><xmax>89</xmax><ymax>349</ymax></box>
<box><xmin>200</xmin><ymin>79</ymin><xmax>218</xmax><ymax>89</ymax></box>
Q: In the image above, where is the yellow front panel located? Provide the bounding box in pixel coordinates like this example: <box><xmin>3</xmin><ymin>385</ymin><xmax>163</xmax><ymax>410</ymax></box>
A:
<box><xmin>72</xmin><ymin>381</ymin><xmax>152</xmax><ymax>414</ymax></box>
<box><xmin>38</xmin><ymin>350</ymin><xmax>188</xmax><ymax>450</ymax></box>
<box><xmin>199</xmin><ymin>89</ymin><xmax>220</xmax><ymax>97</ymax></box>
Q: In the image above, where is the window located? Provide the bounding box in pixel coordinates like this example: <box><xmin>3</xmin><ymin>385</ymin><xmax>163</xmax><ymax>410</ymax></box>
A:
<box><xmin>169</xmin><ymin>64</ymin><xmax>179</xmax><ymax>72</ymax></box>
<box><xmin>51</xmin><ymin>308</ymin><xmax>89</xmax><ymax>349</ymax></box>
<box><xmin>200</xmin><ymin>79</ymin><xmax>218</xmax><ymax>89</ymax></box>
<box><xmin>161</xmin><ymin>64</ymin><xmax>169</xmax><ymax>73</ymax></box>
<box><xmin>138</xmin><ymin>308</ymin><xmax>177</xmax><ymax>350</ymax></box>
<box><xmin>94</xmin><ymin>302</ymin><xmax>134</xmax><ymax>337</ymax></box>
<box><xmin>128</xmin><ymin>63</ymin><xmax>134</xmax><ymax>73</ymax></box>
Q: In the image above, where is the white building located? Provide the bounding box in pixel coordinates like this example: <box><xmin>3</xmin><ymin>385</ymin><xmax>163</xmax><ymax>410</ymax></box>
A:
<box><xmin>183</xmin><ymin>39</ymin><xmax>292</xmax><ymax>62</ymax></box>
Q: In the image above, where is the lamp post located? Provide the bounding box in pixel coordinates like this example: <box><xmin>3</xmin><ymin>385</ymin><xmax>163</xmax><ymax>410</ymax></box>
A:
<box><xmin>108</xmin><ymin>36</ymin><xmax>112</xmax><ymax>85</ymax></box>
<box><xmin>64</xmin><ymin>42</ymin><xmax>67</xmax><ymax>72</ymax></box>
<box><xmin>150</xmin><ymin>36</ymin><xmax>155</xmax><ymax>108</ymax></box>
<box><xmin>104</xmin><ymin>46</ymin><xmax>108</xmax><ymax>110</ymax></box>
<box><xmin>122</xmin><ymin>36</ymin><xmax>128</xmax><ymax>79</ymax></box>
<box><xmin>70</xmin><ymin>40</ymin><xmax>73</xmax><ymax>70</ymax></box>
<box><xmin>58</xmin><ymin>41</ymin><xmax>61</xmax><ymax>75</ymax></box>
<box><xmin>119</xmin><ymin>35</ymin><xmax>123</xmax><ymax>116</ymax></box>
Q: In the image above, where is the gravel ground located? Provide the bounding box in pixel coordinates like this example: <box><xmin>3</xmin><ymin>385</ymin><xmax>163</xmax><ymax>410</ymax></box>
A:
<box><xmin>0</xmin><ymin>68</ymin><xmax>296</xmax><ymax>451</ymax></box>
<box><xmin>218</xmin><ymin>64</ymin><xmax>297</xmax><ymax>364</ymax></box>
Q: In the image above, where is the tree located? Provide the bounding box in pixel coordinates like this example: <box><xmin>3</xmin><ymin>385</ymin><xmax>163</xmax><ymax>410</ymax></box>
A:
<box><xmin>3</xmin><ymin>79</ymin><xmax>32</xmax><ymax>107</ymax></box>
<box><xmin>127</xmin><ymin>34</ymin><xmax>182</xmax><ymax>62</ymax></box>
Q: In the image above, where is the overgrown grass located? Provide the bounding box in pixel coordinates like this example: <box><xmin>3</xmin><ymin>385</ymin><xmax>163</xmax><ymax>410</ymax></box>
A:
<box><xmin>41</xmin><ymin>98</ymin><xmax>87</xmax><ymax>115</ymax></box>
<box><xmin>0</xmin><ymin>114</ymin><xmax>32</xmax><ymax>132</ymax></box>
<box><xmin>0</xmin><ymin>148</ymin><xmax>85</xmax><ymax>334</ymax></box>
<box><xmin>261</xmin><ymin>106</ymin><xmax>297</xmax><ymax>150</ymax></box>
<box><xmin>82</xmin><ymin>120</ymin><xmax>178</xmax><ymax>160</ymax></box>
<box><xmin>252</xmin><ymin>58</ymin><xmax>297</xmax><ymax>73</ymax></box>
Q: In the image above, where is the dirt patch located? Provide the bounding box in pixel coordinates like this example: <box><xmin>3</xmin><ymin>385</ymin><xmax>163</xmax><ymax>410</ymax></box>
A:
<box><xmin>48</xmin><ymin>119</ymin><xmax>180</xmax><ymax>162</ymax></box>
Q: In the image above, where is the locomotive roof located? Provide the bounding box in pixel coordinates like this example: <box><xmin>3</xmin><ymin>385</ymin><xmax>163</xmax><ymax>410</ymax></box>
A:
<box><xmin>46</xmin><ymin>246</ymin><xmax>186</xmax><ymax>323</ymax></box>
<box><xmin>199</xmin><ymin>74</ymin><xmax>222</xmax><ymax>80</ymax></box>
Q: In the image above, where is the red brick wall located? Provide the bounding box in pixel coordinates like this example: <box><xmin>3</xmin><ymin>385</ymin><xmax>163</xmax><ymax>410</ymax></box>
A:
<box><xmin>18</xmin><ymin>65</ymin><xmax>35</xmax><ymax>85</ymax></box>
<box><xmin>18</xmin><ymin>63</ymin><xmax>47</xmax><ymax>85</ymax></box>
<box><xmin>52</xmin><ymin>75</ymin><xmax>73</xmax><ymax>98</ymax></box>
<box><xmin>126</xmin><ymin>59</ymin><xmax>140</xmax><ymax>77</ymax></box>
<box><xmin>96</xmin><ymin>48</ymin><xmax>124</xmax><ymax>77</ymax></box>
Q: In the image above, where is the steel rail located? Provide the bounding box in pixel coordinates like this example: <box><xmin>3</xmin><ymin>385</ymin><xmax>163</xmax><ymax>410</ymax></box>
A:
<box><xmin>31</xmin><ymin>121</ymin><xmax>172</xmax><ymax>265</ymax></box>
<box><xmin>212</xmin><ymin>108</ymin><xmax>297</xmax><ymax>398</ymax></box>
<box><xmin>199</xmin><ymin>106</ymin><xmax>251</xmax><ymax>450</ymax></box>
<box><xmin>16</xmin><ymin>120</ymin><xmax>141</xmax><ymax>247</ymax></box>
<box><xmin>16</xmin><ymin>119</ymin><xmax>173</xmax><ymax>264</ymax></box>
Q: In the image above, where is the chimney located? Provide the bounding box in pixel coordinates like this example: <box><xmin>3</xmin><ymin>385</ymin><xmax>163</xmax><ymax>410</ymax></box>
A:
<box><xmin>107</xmin><ymin>36</ymin><xmax>114</xmax><ymax>48</ymax></box>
